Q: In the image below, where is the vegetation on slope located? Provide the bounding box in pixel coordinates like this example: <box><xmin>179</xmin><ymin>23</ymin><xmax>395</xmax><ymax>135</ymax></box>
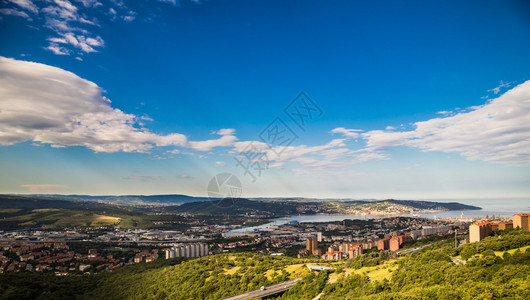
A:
<box><xmin>84</xmin><ymin>253</ymin><xmax>316</xmax><ymax>300</ymax></box>
<box><xmin>1</xmin><ymin>229</ymin><xmax>529</xmax><ymax>299</ymax></box>
<box><xmin>318</xmin><ymin>229</ymin><xmax>530</xmax><ymax>299</ymax></box>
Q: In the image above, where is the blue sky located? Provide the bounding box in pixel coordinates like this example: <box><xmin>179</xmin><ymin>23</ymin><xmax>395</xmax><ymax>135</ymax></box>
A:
<box><xmin>0</xmin><ymin>0</ymin><xmax>529</xmax><ymax>199</ymax></box>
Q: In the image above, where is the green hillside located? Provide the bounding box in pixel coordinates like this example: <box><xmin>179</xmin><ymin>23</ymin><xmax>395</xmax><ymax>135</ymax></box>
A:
<box><xmin>1</xmin><ymin>229</ymin><xmax>529</xmax><ymax>299</ymax></box>
<box><xmin>168</xmin><ymin>198</ymin><xmax>480</xmax><ymax>216</ymax></box>
<box><xmin>0</xmin><ymin>195</ymin><xmax>151</xmax><ymax>229</ymax></box>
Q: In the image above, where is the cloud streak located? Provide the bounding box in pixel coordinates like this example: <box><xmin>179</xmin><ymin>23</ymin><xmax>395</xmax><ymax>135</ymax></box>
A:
<box><xmin>0</xmin><ymin>0</ymin><xmax>125</xmax><ymax>56</ymax></box>
<box><xmin>21</xmin><ymin>184</ymin><xmax>67</xmax><ymax>192</ymax></box>
<box><xmin>0</xmin><ymin>57</ymin><xmax>235</xmax><ymax>153</ymax></box>
<box><xmin>361</xmin><ymin>80</ymin><xmax>530</xmax><ymax>165</ymax></box>
<box><xmin>123</xmin><ymin>175</ymin><xmax>160</xmax><ymax>181</ymax></box>
<box><xmin>1</xmin><ymin>57</ymin><xmax>529</xmax><ymax>171</ymax></box>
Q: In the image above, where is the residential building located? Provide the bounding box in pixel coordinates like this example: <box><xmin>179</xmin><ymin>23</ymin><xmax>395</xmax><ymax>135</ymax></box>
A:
<box><xmin>322</xmin><ymin>251</ymin><xmax>343</xmax><ymax>260</ymax></box>
<box><xmin>299</xmin><ymin>238</ymin><xmax>320</xmax><ymax>257</ymax></box>
<box><xmin>377</xmin><ymin>238</ymin><xmax>390</xmax><ymax>250</ymax></box>
<box><xmin>348</xmin><ymin>244</ymin><xmax>363</xmax><ymax>258</ymax></box>
<box><xmin>469</xmin><ymin>221</ymin><xmax>492</xmax><ymax>243</ymax></box>
<box><xmin>389</xmin><ymin>235</ymin><xmax>412</xmax><ymax>251</ymax></box>
<box><xmin>513</xmin><ymin>214</ymin><xmax>530</xmax><ymax>231</ymax></box>
<box><xmin>498</xmin><ymin>221</ymin><xmax>513</xmax><ymax>230</ymax></box>
<box><xmin>490</xmin><ymin>223</ymin><xmax>499</xmax><ymax>231</ymax></box>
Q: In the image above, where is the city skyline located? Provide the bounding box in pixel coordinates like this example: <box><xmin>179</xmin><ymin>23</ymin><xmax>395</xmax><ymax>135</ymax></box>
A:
<box><xmin>1</xmin><ymin>0</ymin><xmax>529</xmax><ymax>199</ymax></box>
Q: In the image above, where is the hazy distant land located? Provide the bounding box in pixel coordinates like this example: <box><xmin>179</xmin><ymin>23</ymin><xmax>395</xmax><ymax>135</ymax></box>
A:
<box><xmin>0</xmin><ymin>194</ymin><xmax>480</xmax><ymax>230</ymax></box>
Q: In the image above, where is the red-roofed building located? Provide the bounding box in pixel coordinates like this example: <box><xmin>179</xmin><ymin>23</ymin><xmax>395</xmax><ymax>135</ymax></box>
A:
<box><xmin>513</xmin><ymin>214</ymin><xmax>530</xmax><ymax>231</ymax></box>
<box><xmin>389</xmin><ymin>235</ymin><xmax>412</xmax><ymax>251</ymax></box>
<box><xmin>322</xmin><ymin>251</ymin><xmax>343</xmax><ymax>260</ymax></box>
<box><xmin>469</xmin><ymin>221</ymin><xmax>492</xmax><ymax>243</ymax></box>
<box><xmin>498</xmin><ymin>221</ymin><xmax>513</xmax><ymax>230</ymax></box>
<box><xmin>348</xmin><ymin>244</ymin><xmax>363</xmax><ymax>258</ymax></box>
<box><xmin>377</xmin><ymin>238</ymin><xmax>390</xmax><ymax>250</ymax></box>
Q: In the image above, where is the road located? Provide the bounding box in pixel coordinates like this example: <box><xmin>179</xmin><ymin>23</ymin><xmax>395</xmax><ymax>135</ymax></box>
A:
<box><xmin>397</xmin><ymin>243</ymin><xmax>432</xmax><ymax>255</ymax></box>
<box><xmin>221</xmin><ymin>278</ymin><xmax>302</xmax><ymax>300</ymax></box>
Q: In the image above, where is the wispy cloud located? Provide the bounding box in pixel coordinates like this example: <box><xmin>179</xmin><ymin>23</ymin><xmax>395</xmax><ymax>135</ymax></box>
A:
<box><xmin>487</xmin><ymin>80</ymin><xmax>512</xmax><ymax>95</ymax></box>
<box><xmin>21</xmin><ymin>184</ymin><xmax>67</xmax><ymax>192</ymax></box>
<box><xmin>230</xmin><ymin>81</ymin><xmax>530</xmax><ymax>175</ymax></box>
<box><xmin>361</xmin><ymin>80</ymin><xmax>530</xmax><ymax>165</ymax></box>
<box><xmin>7</xmin><ymin>0</ymin><xmax>38</xmax><ymax>14</ymax></box>
<box><xmin>123</xmin><ymin>175</ymin><xmax>160</xmax><ymax>181</ymax></box>
<box><xmin>232</xmin><ymin>137</ymin><xmax>387</xmax><ymax>174</ymax></box>
<box><xmin>157</xmin><ymin>0</ymin><xmax>178</xmax><ymax>6</ymax></box>
<box><xmin>330</xmin><ymin>127</ymin><xmax>362</xmax><ymax>139</ymax></box>
<box><xmin>2</xmin><ymin>57</ymin><xmax>528</xmax><ymax>172</ymax></box>
<box><xmin>0</xmin><ymin>8</ymin><xmax>32</xmax><ymax>20</ymax></box>
<box><xmin>0</xmin><ymin>0</ymin><xmax>123</xmax><ymax>56</ymax></box>
<box><xmin>188</xmin><ymin>129</ymin><xmax>238</xmax><ymax>151</ymax></box>
<box><xmin>0</xmin><ymin>0</ymin><xmax>201</xmax><ymax>57</ymax></box>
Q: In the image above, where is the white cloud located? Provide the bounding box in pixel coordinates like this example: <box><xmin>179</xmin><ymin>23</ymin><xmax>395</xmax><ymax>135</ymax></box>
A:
<box><xmin>1</xmin><ymin>0</ymin><xmax>186</xmax><ymax>57</ymax></box>
<box><xmin>232</xmin><ymin>137</ymin><xmax>385</xmax><ymax>173</ymax></box>
<box><xmin>180</xmin><ymin>174</ymin><xmax>192</xmax><ymax>179</ymax></box>
<box><xmin>215</xmin><ymin>161</ymin><xmax>227</xmax><ymax>167</ymax></box>
<box><xmin>122</xmin><ymin>10</ymin><xmax>136</xmax><ymax>22</ymax></box>
<box><xmin>228</xmin><ymin>81</ymin><xmax>530</xmax><ymax>174</ymax></box>
<box><xmin>330</xmin><ymin>127</ymin><xmax>362</xmax><ymax>139</ymax></box>
<box><xmin>0</xmin><ymin>8</ymin><xmax>31</xmax><ymax>20</ymax></box>
<box><xmin>0</xmin><ymin>57</ymin><xmax>192</xmax><ymax>152</ymax></box>
<box><xmin>361</xmin><ymin>80</ymin><xmax>530</xmax><ymax>165</ymax></box>
<box><xmin>158</xmin><ymin>0</ymin><xmax>178</xmax><ymax>6</ymax></box>
<box><xmin>188</xmin><ymin>129</ymin><xmax>238</xmax><ymax>151</ymax></box>
<box><xmin>214</xmin><ymin>128</ymin><xmax>235</xmax><ymax>136</ymax></box>
<box><xmin>77</xmin><ymin>0</ymin><xmax>102</xmax><ymax>8</ymax></box>
<box><xmin>0</xmin><ymin>0</ymin><xmax>123</xmax><ymax>56</ymax></box>
<box><xmin>233</xmin><ymin>140</ymin><xmax>270</xmax><ymax>153</ymax></box>
<box><xmin>0</xmin><ymin>57</ymin><xmax>254</xmax><ymax>155</ymax></box>
<box><xmin>435</xmin><ymin>111</ymin><xmax>452</xmax><ymax>115</ymax></box>
<box><xmin>47</xmin><ymin>32</ymin><xmax>104</xmax><ymax>53</ymax></box>
<box><xmin>123</xmin><ymin>15</ymin><xmax>134</xmax><ymax>22</ymax></box>
<box><xmin>7</xmin><ymin>0</ymin><xmax>38</xmax><ymax>14</ymax></box>
<box><xmin>38</xmin><ymin>0</ymin><xmax>107</xmax><ymax>56</ymax></box>
<box><xmin>45</xmin><ymin>44</ymin><xmax>70</xmax><ymax>55</ymax></box>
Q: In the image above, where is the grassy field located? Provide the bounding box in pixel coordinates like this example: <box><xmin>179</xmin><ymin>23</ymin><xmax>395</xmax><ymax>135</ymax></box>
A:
<box><xmin>345</xmin><ymin>259</ymin><xmax>398</xmax><ymax>281</ymax></box>
<box><xmin>0</xmin><ymin>208</ymin><xmax>23</xmax><ymax>213</ymax></box>
<box><xmin>493</xmin><ymin>245</ymin><xmax>530</xmax><ymax>257</ymax></box>
<box><xmin>224</xmin><ymin>263</ymin><xmax>309</xmax><ymax>280</ymax></box>
<box><xmin>1</xmin><ymin>208</ymin><xmax>122</xmax><ymax>228</ymax></box>
<box><xmin>224</xmin><ymin>266</ymin><xmax>241</xmax><ymax>275</ymax></box>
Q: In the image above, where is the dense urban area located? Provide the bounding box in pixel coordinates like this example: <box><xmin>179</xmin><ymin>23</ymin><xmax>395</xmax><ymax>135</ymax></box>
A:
<box><xmin>2</xmin><ymin>208</ymin><xmax>528</xmax><ymax>275</ymax></box>
<box><xmin>0</xmin><ymin>195</ymin><xmax>529</xmax><ymax>299</ymax></box>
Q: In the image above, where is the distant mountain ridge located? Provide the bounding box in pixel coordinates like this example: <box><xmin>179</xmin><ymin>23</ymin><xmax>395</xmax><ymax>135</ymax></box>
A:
<box><xmin>10</xmin><ymin>194</ymin><xmax>212</xmax><ymax>205</ymax></box>
<box><xmin>7</xmin><ymin>194</ymin><xmax>481</xmax><ymax>211</ymax></box>
<box><xmin>168</xmin><ymin>198</ymin><xmax>480</xmax><ymax>215</ymax></box>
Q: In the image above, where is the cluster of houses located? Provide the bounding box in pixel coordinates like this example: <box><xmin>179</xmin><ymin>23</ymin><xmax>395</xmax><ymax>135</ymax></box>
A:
<box><xmin>0</xmin><ymin>241</ymin><xmax>161</xmax><ymax>274</ymax></box>
<box><xmin>469</xmin><ymin>213</ymin><xmax>530</xmax><ymax>243</ymax></box>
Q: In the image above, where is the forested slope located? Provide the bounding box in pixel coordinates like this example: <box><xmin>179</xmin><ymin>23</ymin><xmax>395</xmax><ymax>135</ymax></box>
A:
<box><xmin>1</xmin><ymin>229</ymin><xmax>529</xmax><ymax>299</ymax></box>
